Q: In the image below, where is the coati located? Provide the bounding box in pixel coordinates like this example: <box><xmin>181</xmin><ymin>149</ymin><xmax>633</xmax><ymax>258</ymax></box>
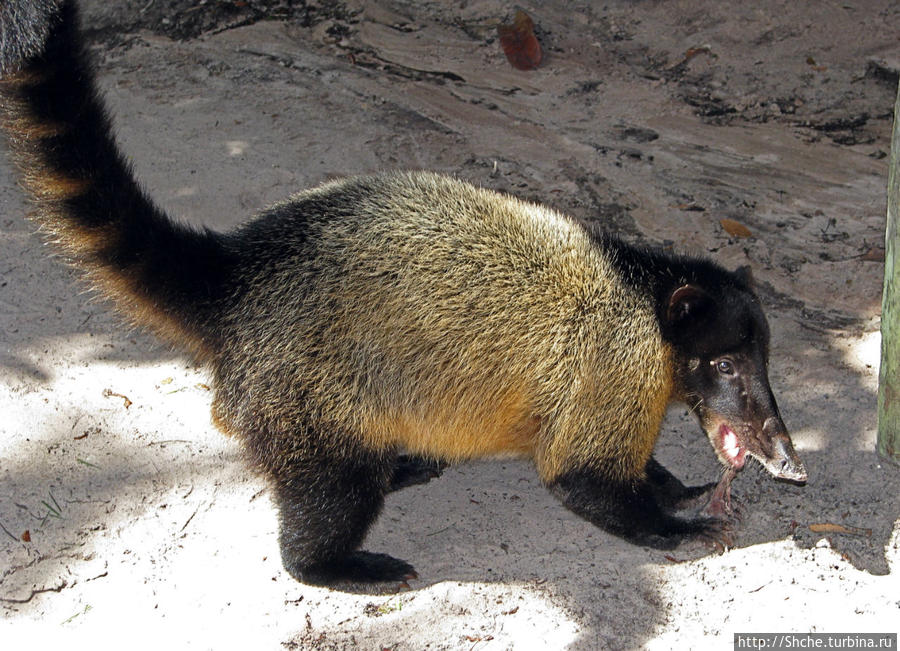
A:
<box><xmin>0</xmin><ymin>1</ymin><xmax>807</xmax><ymax>587</ymax></box>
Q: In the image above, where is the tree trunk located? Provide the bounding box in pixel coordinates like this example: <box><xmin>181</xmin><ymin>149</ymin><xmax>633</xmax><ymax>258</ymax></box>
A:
<box><xmin>878</xmin><ymin>80</ymin><xmax>900</xmax><ymax>464</ymax></box>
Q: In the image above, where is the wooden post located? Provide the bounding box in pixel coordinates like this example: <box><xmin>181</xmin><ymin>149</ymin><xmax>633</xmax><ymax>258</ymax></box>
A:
<box><xmin>878</xmin><ymin>80</ymin><xmax>900</xmax><ymax>464</ymax></box>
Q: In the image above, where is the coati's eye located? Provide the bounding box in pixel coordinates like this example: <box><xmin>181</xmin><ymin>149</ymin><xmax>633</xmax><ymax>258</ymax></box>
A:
<box><xmin>715</xmin><ymin>359</ymin><xmax>735</xmax><ymax>375</ymax></box>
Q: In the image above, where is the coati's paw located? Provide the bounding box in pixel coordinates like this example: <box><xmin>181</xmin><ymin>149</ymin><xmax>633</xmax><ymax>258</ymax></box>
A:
<box><xmin>634</xmin><ymin>531</ymin><xmax>685</xmax><ymax>551</ymax></box>
<box><xmin>637</xmin><ymin>516</ymin><xmax>735</xmax><ymax>552</ymax></box>
<box><xmin>290</xmin><ymin>551</ymin><xmax>418</xmax><ymax>586</ymax></box>
<box><xmin>389</xmin><ymin>455</ymin><xmax>446</xmax><ymax>491</ymax></box>
<box><xmin>629</xmin><ymin>519</ymin><xmax>700</xmax><ymax>550</ymax></box>
<box><xmin>693</xmin><ymin>517</ymin><xmax>736</xmax><ymax>552</ymax></box>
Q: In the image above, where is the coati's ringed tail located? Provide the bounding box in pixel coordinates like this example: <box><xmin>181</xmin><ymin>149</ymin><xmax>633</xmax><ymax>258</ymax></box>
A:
<box><xmin>0</xmin><ymin>1</ymin><xmax>235</xmax><ymax>361</ymax></box>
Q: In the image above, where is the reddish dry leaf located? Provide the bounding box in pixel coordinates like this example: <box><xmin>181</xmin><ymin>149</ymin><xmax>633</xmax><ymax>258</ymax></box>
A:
<box><xmin>102</xmin><ymin>388</ymin><xmax>133</xmax><ymax>409</ymax></box>
<box><xmin>720</xmin><ymin>218</ymin><xmax>753</xmax><ymax>238</ymax></box>
<box><xmin>809</xmin><ymin>522</ymin><xmax>872</xmax><ymax>537</ymax></box>
<box><xmin>684</xmin><ymin>45</ymin><xmax>712</xmax><ymax>61</ymax></box>
<box><xmin>498</xmin><ymin>10</ymin><xmax>542</xmax><ymax>71</ymax></box>
<box><xmin>21</xmin><ymin>530</ymin><xmax>31</xmax><ymax>542</ymax></box>
<box><xmin>860</xmin><ymin>247</ymin><xmax>885</xmax><ymax>262</ymax></box>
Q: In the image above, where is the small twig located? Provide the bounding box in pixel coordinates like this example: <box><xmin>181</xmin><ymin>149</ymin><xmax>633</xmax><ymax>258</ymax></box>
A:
<box><xmin>180</xmin><ymin>506</ymin><xmax>200</xmax><ymax>533</ymax></box>
<box><xmin>0</xmin><ymin>580</ymin><xmax>68</xmax><ymax>604</ymax></box>
<box><xmin>49</xmin><ymin>490</ymin><xmax>61</xmax><ymax>514</ymax></box>
<box><xmin>61</xmin><ymin>604</ymin><xmax>92</xmax><ymax>625</ymax></box>
<box><xmin>0</xmin><ymin>520</ymin><xmax>18</xmax><ymax>542</ymax></box>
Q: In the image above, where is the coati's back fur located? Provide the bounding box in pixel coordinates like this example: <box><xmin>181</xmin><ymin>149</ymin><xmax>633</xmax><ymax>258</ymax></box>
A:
<box><xmin>1</xmin><ymin>1</ymin><xmax>805</xmax><ymax>587</ymax></box>
<box><xmin>219</xmin><ymin>173</ymin><xmax>673</xmax><ymax>483</ymax></box>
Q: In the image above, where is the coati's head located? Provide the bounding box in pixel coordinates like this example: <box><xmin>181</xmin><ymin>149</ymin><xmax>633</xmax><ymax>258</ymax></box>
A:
<box><xmin>660</xmin><ymin>266</ymin><xmax>807</xmax><ymax>484</ymax></box>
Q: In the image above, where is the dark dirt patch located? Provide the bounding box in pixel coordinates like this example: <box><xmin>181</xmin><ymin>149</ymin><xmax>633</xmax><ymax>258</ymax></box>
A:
<box><xmin>83</xmin><ymin>0</ymin><xmax>356</xmax><ymax>44</ymax></box>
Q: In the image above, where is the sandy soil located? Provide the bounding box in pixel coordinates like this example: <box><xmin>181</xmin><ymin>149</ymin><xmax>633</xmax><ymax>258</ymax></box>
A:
<box><xmin>1</xmin><ymin>1</ymin><xmax>898</xmax><ymax>648</ymax></box>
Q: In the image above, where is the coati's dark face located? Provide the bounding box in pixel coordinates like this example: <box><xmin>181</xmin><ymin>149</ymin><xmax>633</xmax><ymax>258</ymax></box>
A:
<box><xmin>663</xmin><ymin>280</ymin><xmax>807</xmax><ymax>484</ymax></box>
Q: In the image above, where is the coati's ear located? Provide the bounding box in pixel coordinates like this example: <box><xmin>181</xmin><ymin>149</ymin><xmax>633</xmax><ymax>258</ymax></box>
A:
<box><xmin>665</xmin><ymin>284</ymin><xmax>713</xmax><ymax>328</ymax></box>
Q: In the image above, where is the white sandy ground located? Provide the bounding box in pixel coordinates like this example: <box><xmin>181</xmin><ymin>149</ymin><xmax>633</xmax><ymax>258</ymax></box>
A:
<box><xmin>1</xmin><ymin>1</ymin><xmax>899</xmax><ymax>649</ymax></box>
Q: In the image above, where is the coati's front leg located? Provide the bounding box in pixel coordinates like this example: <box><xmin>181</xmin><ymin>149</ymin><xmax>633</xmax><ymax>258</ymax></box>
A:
<box><xmin>272</xmin><ymin>444</ymin><xmax>416</xmax><ymax>586</ymax></box>
<box><xmin>548</xmin><ymin>464</ymin><xmax>731</xmax><ymax>550</ymax></box>
<box><xmin>645</xmin><ymin>456</ymin><xmax>719</xmax><ymax>511</ymax></box>
<box><xmin>646</xmin><ymin>457</ymin><xmax>741</xmax><ymax>521</ymax></box>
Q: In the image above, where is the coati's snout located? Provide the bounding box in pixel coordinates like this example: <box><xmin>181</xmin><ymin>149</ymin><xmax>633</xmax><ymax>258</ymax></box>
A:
<box><xmin>695</xmin><ymin>335</ymin><xmax>807</xmax><ymax>484</ymax></box>
<box><xmin>665</xmin><ymin>278</ymin><xmax>807</xmax><ymax>485</ymax></box>
<box><xmin>704</xmin><ymin>414</ymin><xmax>807</xmax><ymax>484</ymax></box>
<box><xmin>762</xmin><ymin>429</ymin><xmax>807</xmax><ymax>483</ymax></box>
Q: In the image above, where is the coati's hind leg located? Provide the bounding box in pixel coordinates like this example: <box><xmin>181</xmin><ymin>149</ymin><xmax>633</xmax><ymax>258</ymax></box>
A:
<box><xmin>548</xmin><ymin>465</ymin><xmax>732</xmax><ymax>550</ymax></box>
<box><xmin>272</xmin><ymin>442</ymin><xmax>416</xmax><ymax>586</ymax></box>
<box><xmin>389</xmin><ymin>455</ymin><xmax>446</xmax><ymax>492</ymax></box>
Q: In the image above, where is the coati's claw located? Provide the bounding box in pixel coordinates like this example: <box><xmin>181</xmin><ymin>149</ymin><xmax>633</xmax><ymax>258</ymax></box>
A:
<box><xmin>294</xmin><ymin>552</ymin><xmax>417</xmax><ymax>586</ymax></box>
<box><xmin>695</xmin><ymin>517</ymin><xmax>736</xmax><ymax>552</ymax></box>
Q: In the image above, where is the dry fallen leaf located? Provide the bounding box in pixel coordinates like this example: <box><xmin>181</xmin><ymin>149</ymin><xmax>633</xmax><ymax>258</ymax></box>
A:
<box><xmin>720</xmin><ymin>218</ymin><xmax>753</xmax><ymax>238</ymax></box>
<box><xmin>102</xmin><ymin>388</ymin><xmax>133</xmax><ymax>409</ymax></box>
<box><xmin>498</xmin><ymin>10</ymin><xmax>542</xmax><ymax>71</ymax></box>
<box><xmin>808</xmin><ymin>522</ymin><xmax>872</xmax><ymax>537</ymax></box>
<box><xmin>21</xmin><ymin>530</ymin><xmax>31</xmax><ymax>543</ymax></box>
<box><xmin>860</xmin><ymin>247</ymin><xmax>885</xmax><ymax>262</ymax></box>
<box><xmin>103</xmin><ymin>389</ymin><xmax>133</xmax><ymax>409</ymax></box>
<box><xmin>684</xmin><ymin>45</ymin><xmax>712</xmax><ymax>61</ymax></box>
